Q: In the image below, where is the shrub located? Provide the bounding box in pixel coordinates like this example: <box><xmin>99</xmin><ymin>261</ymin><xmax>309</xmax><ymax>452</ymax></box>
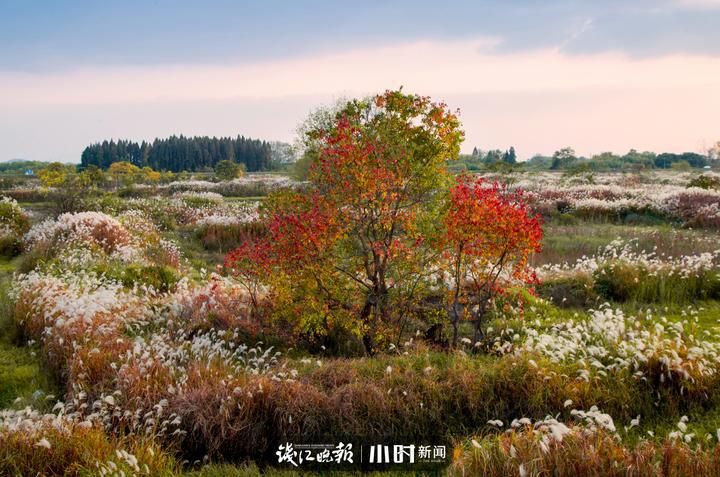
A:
<box><xmin>0</xmin><ymin>197</ymin><xmax>30</xmax><ymax>235</ymax></box>
<box><xmin>688</xmin><ymin>175</ymin><xmax>720</xmax><ymax>190</ymax></box>
<box><xmin>179</xmin><ymin>192</ymin><xmax>224</xmax><ymax>208</ymax></box>
<box><xmin>3</xmin><ymin>188</ymin><xmax>49</xmax><ymax>203</ymax></box>
<box><xmin>22</xmin><ymin>211</ymin><xmax>182</xmax><ymax>269</ymax></box>
<box><xmin>593</xmin><ymin>262</ymin><xmax>642</xmax><ymax>302</ymax></box>
<box><xmin>96</xmin><ymin>263</ymin><xmax>181</xmax><ymax>293</ymax></box>
<box><xmin>664</xmin><ymin>189</ymin><xmax>720</xmax><ymax>229</ymax></box>
<box><xmin>0</xmin><ymin>234</ymin><xmax>22</xmax><ymax>258</ymax></box>
<box><xmin>24</xmin><ymin>211</ymin><xmax>132</xmax><ymax>255</ymax></box>
<box><xmin>0</xmin><ymin>196</ymin><xmax>30</xmax><ymax>258</ymax></box>
<box><xmin>11</xmin><ymin>270</ymin><xmax>151</xmax><ymax>380</ymax></box>
<box><xmin>170</xmin><ymin>274</ymin><xmax>266</xmax><ymax>338</ymax></box>
<box><xmin>537</xmin><ymin>273</ymin><xmax>598</xmax><ymax>308</ymax></box>
<box><xmin>215</xmin><ymin>159</ymin><xmax>245</xmax><ymax>181</ymax></box>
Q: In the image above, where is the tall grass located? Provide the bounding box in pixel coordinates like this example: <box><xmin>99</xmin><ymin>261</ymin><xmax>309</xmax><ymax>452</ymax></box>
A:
<box><xmin>195</xmin><ymin>221</ymin><xmax>266</xmax><ymax>252</ymax></box>
<box><xmin>0</xmin><ymin>424</ymin><xmax>179</xmax><ymax>476</ymax></box>
<box><xmin>452</xmin><ymin>428</ymin><xmax>720</xmax><ymax>477</ymax></box>
<box><xmin>162</xmin><ymin>350</ymin><xmax>716</xmax><ymax>462</ymax></box>
<box><xmin>594</xmin><ymin>263</ymin><xmax>720</xmax><ymax>304</ymax></box>
<box><xmin>0</xmin><ymin>272</ymin><xmax>56</xmax><ymax>408</ymax></box>
<box><xmin>532</xmin><ymin>224</ymin><xmax>718</xmax><ymax>267</ymax></box>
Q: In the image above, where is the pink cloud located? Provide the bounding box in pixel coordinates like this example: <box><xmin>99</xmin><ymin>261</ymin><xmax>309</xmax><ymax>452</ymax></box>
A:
<box><xmin>1</xmin><ymin>37</ymin><xmax>718</xmax><ymax>160</ymax></box>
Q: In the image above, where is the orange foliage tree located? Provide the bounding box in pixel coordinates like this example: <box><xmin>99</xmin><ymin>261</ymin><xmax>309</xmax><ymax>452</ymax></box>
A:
<box><xmin>226</xmin><ymin>89</ymin><xmax>542</xmax><ymax>354</ymax></box>
<box><xmin>227</xmin><ymin>90</ymin><xmax>462</xmax><ymax>354</ymax></box>
<box><xmin>440</xmin><ymin>174</ymin><xmax>543</xmax><ymax>346</ymax></box>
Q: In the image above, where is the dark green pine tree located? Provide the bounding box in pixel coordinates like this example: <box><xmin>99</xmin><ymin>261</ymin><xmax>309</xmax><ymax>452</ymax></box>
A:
<box><xmin>79</xmin><ymin>135</ymin><xmax>279</xmax><ymax>172</ymax></box>
<box><xmin>503</xmin><ymin>146</ymin><xmax>517</xmax><ymax>164</ymax></box>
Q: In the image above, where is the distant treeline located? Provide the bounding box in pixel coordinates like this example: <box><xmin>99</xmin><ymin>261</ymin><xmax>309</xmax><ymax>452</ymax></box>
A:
<box><xmin>0</xmin><ymin>160</ymin><xmax>49</xmax><ymax>174</ymax></box>
<box><xmin>453</xmin><ymin>146</ymin><xmax>716</xmax><ymax>172</ymax></box>
<box><xmin>80</xmin><ymin>135</ymin><xmax>272</xmax><ymax>172</ymax></box>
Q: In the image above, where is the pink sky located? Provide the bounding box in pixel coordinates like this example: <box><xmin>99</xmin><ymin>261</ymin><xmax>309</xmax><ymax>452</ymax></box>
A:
<box><xmin>1</xmin><ymin>37</ymin><xmax>719</xmax><ymax>161</ymax></box>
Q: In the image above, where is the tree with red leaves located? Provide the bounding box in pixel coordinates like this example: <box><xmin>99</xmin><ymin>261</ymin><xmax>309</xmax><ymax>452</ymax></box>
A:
<box><xmin>226</xmin><ymin>89</ymin><xmax>542</xmax><ymax>355</ymax></box>
<box><xmin>440</xmin><ymin>174</ymin><xmax>543</xmax><ymax>346</ymax></box>
<box><xmin>227</xmin><ymin>89</ymin><xmax>463</xmax><ymax>355</ymax></box>
<box><xmin>224</xmin><ymin>190</ymin><xmax>344</xmax><ymax>331</ymax></box>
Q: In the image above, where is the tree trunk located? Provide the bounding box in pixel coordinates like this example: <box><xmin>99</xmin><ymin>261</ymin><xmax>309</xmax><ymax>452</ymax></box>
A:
<box><xmin>360</xmin><ymin>294</ymin><xmax>376</xmax><ymax>356</ymax></box>
<box><xmin>449</xmin><ymin>245</ymin><xmax>464</xmax><ymax>348</ymax></box>
<box><xmin>472</xmin><ymin>299</ymin><xmax>488</xmax><ymax>345</ymax></box>
<box><xmin>450</xmin><ymin>302</ymin><xmax>461</xmax><ymax>347</ymax></box>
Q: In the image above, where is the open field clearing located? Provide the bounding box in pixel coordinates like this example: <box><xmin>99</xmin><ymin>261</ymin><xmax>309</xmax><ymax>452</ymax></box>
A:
<box><xmin>0</xmin><ymin>80</ymin><xmax>718</xmax><ymax>476</ymax></box>
<box><xmin>0</xmin><ymin>161</ymin><xmax>719</xmax><ymax>476</ymax></box>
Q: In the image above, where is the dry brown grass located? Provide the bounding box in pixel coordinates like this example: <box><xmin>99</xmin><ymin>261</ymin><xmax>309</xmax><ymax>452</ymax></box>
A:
<box><xmin>450</xmin><ymin>428</ymin><xmax>720</xmax><ymax>477</ymax></box>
